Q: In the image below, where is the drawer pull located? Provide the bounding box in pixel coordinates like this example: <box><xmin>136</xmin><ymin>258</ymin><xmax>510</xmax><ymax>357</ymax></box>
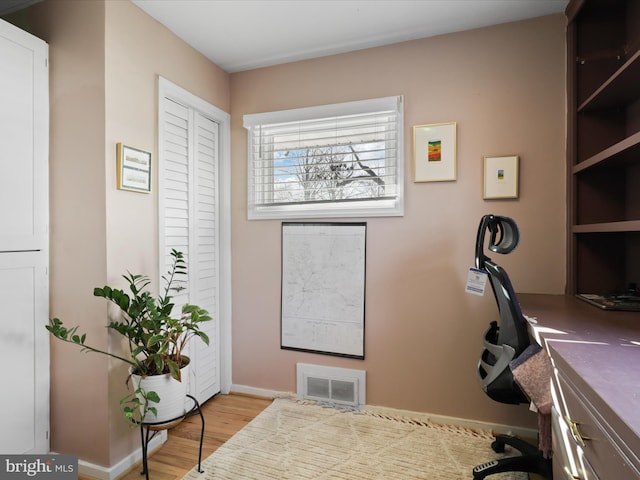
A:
<box><xmin>563</xmin><ymin>469</ymin><xmax>581</xmax><ymax>480</ymax></box>
<box><xmin>562</xmin><ymin>465</ymin><xmax>581</xmax><ymax>480</ymax></box>
<box><xmin>565</xmin><ymin>416</ymin><xmax>591</xmax><ymax>447</ymax></box>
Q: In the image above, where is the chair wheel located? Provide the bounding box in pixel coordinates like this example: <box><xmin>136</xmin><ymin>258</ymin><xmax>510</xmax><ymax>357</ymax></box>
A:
<box><xmin>491</xmin><ymin>439</ymin><xmax>505</xmax><ymax>453</ymax></box>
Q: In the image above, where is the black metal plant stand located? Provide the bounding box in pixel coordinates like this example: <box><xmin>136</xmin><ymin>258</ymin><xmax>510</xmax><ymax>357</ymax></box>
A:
<box><xmin>139</xmin><ymin>394</ymin><xmax>205</xmax><ymax>480</ymax></box>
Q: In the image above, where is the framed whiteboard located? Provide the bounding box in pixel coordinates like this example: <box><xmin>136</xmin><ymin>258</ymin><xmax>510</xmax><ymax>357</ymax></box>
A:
<box><xmin>281</xmin><ymin>222</ymin><xmax>366</xmax><ymax>359</ymax></box>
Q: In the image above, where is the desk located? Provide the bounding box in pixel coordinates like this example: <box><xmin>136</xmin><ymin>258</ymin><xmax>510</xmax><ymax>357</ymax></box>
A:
<box><xmin>519</xmin><ymin>294</ymin><xmax>640</xmax><ymax>479</ymax></box>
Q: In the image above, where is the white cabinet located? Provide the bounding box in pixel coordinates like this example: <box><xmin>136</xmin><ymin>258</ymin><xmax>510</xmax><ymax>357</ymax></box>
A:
<box><xmin>0</xmin><ymin>18</ymin><xmax>49</xmax><ymax>454</ymax></box>
<box><xmin>0</xmin><ymin>19</ymin><xmax>49</xmax><ymax>253</ymax></box>
<box><xmin>0</xmin><ymin>252</ymin><xmax>49</xmax><ymax>454</ymax></box>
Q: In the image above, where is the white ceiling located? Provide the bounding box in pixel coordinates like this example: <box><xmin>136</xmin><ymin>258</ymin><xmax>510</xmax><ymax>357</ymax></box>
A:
<box><xmin>132</xmin><ymin>0</ymin><xmax>568</xmax><ymax>73</ymax></box>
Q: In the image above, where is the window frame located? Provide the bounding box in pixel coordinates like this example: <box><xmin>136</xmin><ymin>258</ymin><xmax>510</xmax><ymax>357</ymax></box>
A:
<box><xmin>244</xmin><ymin>96</ymin><xmax>404</xmax><ymax>220</ymax></box>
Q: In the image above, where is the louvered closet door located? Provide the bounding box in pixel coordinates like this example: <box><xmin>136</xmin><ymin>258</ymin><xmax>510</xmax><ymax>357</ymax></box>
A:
<box><xmin>191</xmin><ymin>114</ymin><xmax>220</xmax><ymax>400</ymax></box>
<box><xmin>160</xmin><ymin>98</ymin><xmax>221</xmax><ymax>404</ymax></box>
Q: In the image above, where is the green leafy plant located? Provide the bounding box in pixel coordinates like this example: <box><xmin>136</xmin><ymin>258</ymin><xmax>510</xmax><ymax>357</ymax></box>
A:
<box><xmin>47</xmin><ymin>249</ymin><xmax>212</xmax><ymax>424</ymax></box>
<box><xmin>120</xmin><ymin>387</ymin><xmax>160</xmax><ymax>425</ymax></box>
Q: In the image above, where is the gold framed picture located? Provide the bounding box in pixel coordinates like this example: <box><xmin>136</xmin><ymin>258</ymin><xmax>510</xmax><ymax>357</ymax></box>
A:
<box><xmin>413</xmin><ymin>122</ymin><xmax>456</xmax><ymax>182</ymax></box>
<box><xmin>117</xmin><ymin>143</ymin><xmax>151</xmax><ymax>193</ymax></box>
<box><xmin>483</xmin><ymin>155</ymin><xmax>519</xmax><ymax>199</ymax></box>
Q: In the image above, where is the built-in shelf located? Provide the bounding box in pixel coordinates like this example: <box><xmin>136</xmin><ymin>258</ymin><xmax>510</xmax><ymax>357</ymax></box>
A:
<box><xmin>573</xmin><ymin>130</ymin><xmax>640</xmax><ymax>173</ymax></box>
<box><xmin>578</xmin><ymin>48</ymin><xmax>640</xmax><ymax>112</ymax></box>
<box><xmin>567</xmin><ymin>0</ymin><xmax>640</xmax><ymax>296</ymax></box>
<box><xmin>573</xmin><ymin>221</ymin><xmax>640</xmax><ymax>233</ymax></box>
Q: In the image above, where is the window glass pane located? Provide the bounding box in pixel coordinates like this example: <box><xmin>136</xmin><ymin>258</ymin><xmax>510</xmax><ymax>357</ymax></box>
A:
<box><xmin>245</xmin><ymin>96</ymin><xmax>403</xmax><ymax>219</ymax></box>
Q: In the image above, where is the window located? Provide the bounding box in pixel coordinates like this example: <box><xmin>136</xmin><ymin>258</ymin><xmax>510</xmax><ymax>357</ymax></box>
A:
<box><xmin>244</xmin><ymin>96</ymin><xmax>404</xmax><ymax>219</ymax></box>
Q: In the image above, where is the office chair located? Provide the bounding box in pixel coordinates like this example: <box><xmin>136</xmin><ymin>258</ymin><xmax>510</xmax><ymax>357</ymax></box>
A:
<box><xmin>472</xmin><ymin>214</ymin><xmax>552</xmax><ymax>480</ymax></box>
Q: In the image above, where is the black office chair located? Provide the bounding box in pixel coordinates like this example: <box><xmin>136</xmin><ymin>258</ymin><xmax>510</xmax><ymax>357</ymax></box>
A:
<box><xmin>472</xmin><ymin>214</ymin><xmax>552</xmax><ymax>480</ymax></box>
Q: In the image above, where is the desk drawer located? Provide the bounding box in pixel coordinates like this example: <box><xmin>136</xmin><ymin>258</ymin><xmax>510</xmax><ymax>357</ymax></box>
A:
<box><xmin>552</xmin><ymin>406</ymin><xmax>599</xmax><ymax>480</ymax></box>
<box><xmin>555</xmin><ymin>373</ymin><xmax>640</xmax><ymax>479</ymax></box>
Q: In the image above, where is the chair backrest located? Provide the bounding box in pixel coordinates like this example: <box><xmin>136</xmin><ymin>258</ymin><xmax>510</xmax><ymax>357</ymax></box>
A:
<box><xmin>475</xmin><ymin>215</ymin><xmax>530</xmax><ymax>358</ymax></box>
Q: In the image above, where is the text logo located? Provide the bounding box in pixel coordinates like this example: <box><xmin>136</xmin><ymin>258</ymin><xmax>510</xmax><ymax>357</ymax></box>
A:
<box><xmin>0</xmin><ymin>455</ymin><xmax>77</xmax><ymax>480</ymax></box>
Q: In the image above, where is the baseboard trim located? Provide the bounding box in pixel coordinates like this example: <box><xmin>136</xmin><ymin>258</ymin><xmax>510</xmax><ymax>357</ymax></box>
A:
<box><xmin>77</xmin><ymin>431</ymin><xmax>166</xmax><ymax>480</ymax></box>
<box><xmin>363</xmin><ymin>404</ymin><xmax>538</xmax><ymax>441</ymax></box>
<box><xmin>230</xmin><ymin>384</ymin><xmax>284</xmax><ymax>399</ymax></box>
<box><xmin>230</xmin><ymin>384</ymin><xmax>537</xmax><ymax>440</ymax></box>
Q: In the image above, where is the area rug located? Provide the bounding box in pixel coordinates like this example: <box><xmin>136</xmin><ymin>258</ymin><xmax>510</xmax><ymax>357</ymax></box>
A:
<box><xmin>183</xmin><ymin>397</ymin><xmax>528</xmax><ymax>480</ymax></box>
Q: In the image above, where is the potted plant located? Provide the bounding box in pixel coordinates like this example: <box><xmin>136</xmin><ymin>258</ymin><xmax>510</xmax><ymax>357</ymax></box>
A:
<box><xmin>47</xmin><ymin>249</ymin><xmax>212</xmax><ymax>424</ymax></box>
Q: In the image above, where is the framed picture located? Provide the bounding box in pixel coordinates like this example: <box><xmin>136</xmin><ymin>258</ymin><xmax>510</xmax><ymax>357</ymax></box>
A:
<box><xmin>413</xmin><ymin>122</ymin><xmax>456</xmax><ymax>182</ymax></box>
<box><xmin>117</xmin><ymin>143</ymin><xmax>152</xmax><ymax>193</ymax></box>
<box><xmin>281</xmin><ymin>222</ymin><xmax>366</xmax><ymax>359</ymax></box>
<box><xmin>483</xmin><ymin>155</ymin><xmax>519</xmax><ymax>199</ymax></box>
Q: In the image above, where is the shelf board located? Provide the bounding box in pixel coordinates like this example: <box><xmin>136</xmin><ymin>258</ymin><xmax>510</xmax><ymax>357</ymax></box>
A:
<box><xmin>573</xmin><ymin>130</ymin><xmax>640</xmax><ymax>173</ymax></box>
<box><xmin>573</xmin><ymin>220</ymin><xmax>640</xmax><ymax>233</ymax></box>
<box><xmin>578</xmin><ymin>48</ymin><xmax>640</xmax><ymax>112</ymax></box>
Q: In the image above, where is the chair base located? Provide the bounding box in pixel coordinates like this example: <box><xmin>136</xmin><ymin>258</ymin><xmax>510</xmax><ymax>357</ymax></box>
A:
<box><xmin>472</xmin><ymin>434</ymin><xmax>552</xmax><ymax>479</ymax></box>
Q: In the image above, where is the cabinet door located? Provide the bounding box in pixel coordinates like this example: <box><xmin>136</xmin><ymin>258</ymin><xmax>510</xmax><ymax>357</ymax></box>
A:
<box><xmin>0</xmin><ymin>19</ymin><xmax>49</xmax><ymax>454</ymax></box>
<box><xmin>0</xmin><ymin>251</ymin><xmax>49</xmax><ymax>454</ymax></box>
<box><xmin>0</xmin><ymin>19</ymin><xmax>48</xmax><ymax>252</ymax></box>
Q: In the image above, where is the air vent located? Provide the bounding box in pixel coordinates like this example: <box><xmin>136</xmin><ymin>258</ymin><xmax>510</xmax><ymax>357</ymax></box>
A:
<box><xmin>297</xmin><ymin>363</ymin><xmax>365</xmax><ymax>407</ymax></box>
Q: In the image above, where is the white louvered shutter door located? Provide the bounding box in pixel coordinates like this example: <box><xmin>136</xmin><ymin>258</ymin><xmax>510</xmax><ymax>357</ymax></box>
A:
<box><xmin>160</xmin><ymin>98</ymin><xmax>190</xmax><ymax>308</ymax></box>
<box><xmin>191</xmin><ymin>113</ymin><xmax>220</xmax><ymax>399</ymax></box>
<box><xmin>159</xmin><ymin>97</ymin><xmax>221</xmax><ymax>404</ymax></box>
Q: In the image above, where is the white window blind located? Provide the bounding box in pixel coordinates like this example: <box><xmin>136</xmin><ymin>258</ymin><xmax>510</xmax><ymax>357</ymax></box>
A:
<box><xmin>244</xmin><ymin>96</ymin><xmax>404</xmax><ymax>219</ymax></box>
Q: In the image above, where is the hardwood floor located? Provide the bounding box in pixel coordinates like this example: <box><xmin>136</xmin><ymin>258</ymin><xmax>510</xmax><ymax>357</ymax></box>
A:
<box><xmin>81</xmin><ymin>394</ymin><xmax>272</xmax><ymax>480</ymax></box>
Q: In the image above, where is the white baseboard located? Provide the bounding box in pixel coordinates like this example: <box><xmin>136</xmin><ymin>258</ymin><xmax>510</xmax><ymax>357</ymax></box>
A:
<box><xmin>230</xmin><ymin>383</ymin><xmax>284</xmax><ymax>398</ymax></box>
<box><xmin>77</xmin><ymin>431</ymin><xmax>167</xmax><ymax>480</ymax></box>
<box><xmin>231</xmin><ymin>384</ymin><xmax>537</xmax><ymax>439</ymax></box>
<box><xmin>364</xmin><ymin>404</ymin><xmax>538</xmax><ymax>440</ymax></box>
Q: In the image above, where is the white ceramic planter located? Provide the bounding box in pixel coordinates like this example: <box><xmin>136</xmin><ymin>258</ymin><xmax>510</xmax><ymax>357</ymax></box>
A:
<box><xmin>130</xmin><ymin>359</ymin><xmax>189</xmax><ymax>424</ymax></box>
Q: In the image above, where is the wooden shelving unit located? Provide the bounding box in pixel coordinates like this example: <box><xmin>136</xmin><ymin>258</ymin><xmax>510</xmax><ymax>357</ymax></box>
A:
<box><xmin>567</xmin><ymin>0</ymin><xmax>640</xmax><ymax>295</ymax></box>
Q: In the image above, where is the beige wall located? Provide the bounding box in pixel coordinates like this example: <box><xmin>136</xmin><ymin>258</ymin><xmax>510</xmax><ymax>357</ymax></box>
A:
<box><xmin>13</xmin><ymin>0</ymin><xmax>230</xmax><ymax>468</ymax></box>
<box><xmin>103</xmin><ymin>0</ymin><xmax>229</xmax><ymax>465</ymax></box>
<box><xmin>229</xmin><ymin>14</ymin><xmax>566</xmax><ymax>427</ymax></box>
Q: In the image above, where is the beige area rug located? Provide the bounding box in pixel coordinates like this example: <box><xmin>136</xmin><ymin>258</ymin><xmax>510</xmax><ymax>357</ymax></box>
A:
<box><xmin>183</xmin><ymin>397</ymin><xmax>528</xmax><ymax>480</ymax></box>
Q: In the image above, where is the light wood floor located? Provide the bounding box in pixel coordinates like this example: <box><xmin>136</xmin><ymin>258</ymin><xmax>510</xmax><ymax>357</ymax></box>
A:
<box><xmin>81</xmin><ymin>393</ymin><xmax>272</xmax><ymax>480</ymax></box>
